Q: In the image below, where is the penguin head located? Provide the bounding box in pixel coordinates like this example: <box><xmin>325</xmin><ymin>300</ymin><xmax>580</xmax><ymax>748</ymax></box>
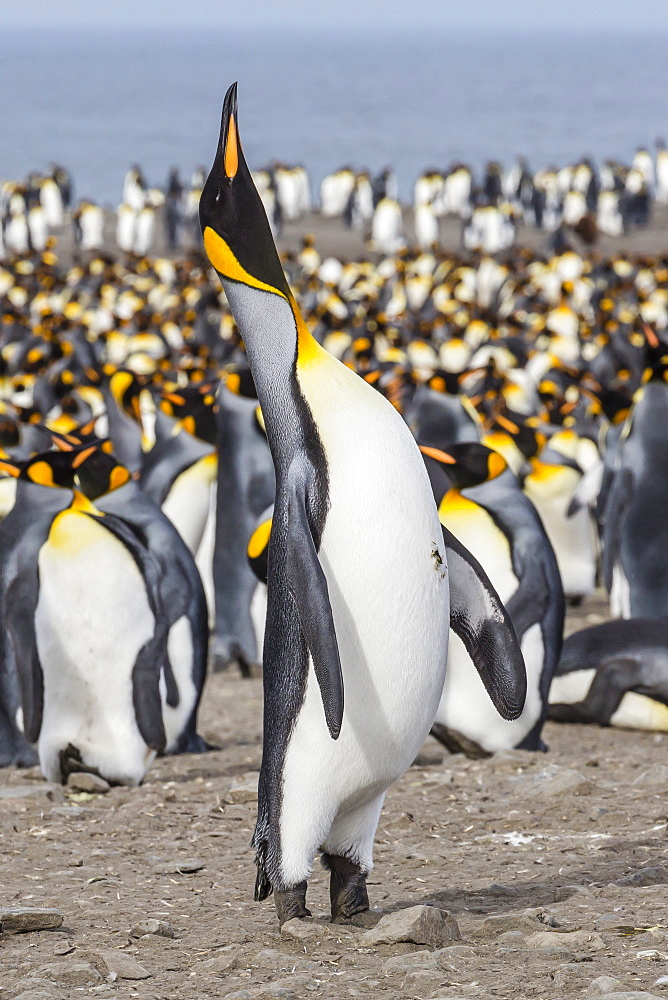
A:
<box><xmin>199</xmin><ymin>83</ymin><xmax>291</xmax><ymax>300</ymax></box>
<box><xmin>420</xmin><ymin>442</ymin><xmax>507</xmax><ymax>491</ymax></box>
<box><xmin>49</xmin><ymin>430</ymin><xmax>131</xmax><ymax>500</ymax></box>
<box><xmin>159</xmin><ymin>381</ymin><xmax>219</xmax><ymax>444</ymax></box>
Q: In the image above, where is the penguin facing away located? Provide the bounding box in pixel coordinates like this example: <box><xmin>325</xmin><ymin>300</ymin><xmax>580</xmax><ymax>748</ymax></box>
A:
<box><xmin>199</xmin><ymin>83</ymin><xmax>525</xmax><ymax>925</ymax></box>
<box><xmin>0</xmin><ymin>441</ymin><xmax>209</xmax><ymax>785</ymax></box>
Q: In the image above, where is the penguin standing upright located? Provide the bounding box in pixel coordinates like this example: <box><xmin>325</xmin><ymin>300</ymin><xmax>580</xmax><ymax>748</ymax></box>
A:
<box><xmin>199</xmin><ymin>84</ymin><xmax>525</xmax><ymax>924</ymax></box>
<box><xmin>424</xmin><ymin>443</ymin><xmax>564</xmax><ymax>754</ymax></box>
<box><xmin>0</xmin><ymin>440</ymin><xmax>209</xmax><ymax>785</ymax></box>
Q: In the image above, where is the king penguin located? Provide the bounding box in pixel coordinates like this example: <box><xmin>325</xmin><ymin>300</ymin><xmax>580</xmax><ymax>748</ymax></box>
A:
<box><xmin>199</xmin><ymin>84</ymin><xmax>525</xmax><ymax>925</ymax></box>
<box><xmin>422</xmin><ymin>443</ymin><xmax>564</xmax><ymax>755</ymax></box>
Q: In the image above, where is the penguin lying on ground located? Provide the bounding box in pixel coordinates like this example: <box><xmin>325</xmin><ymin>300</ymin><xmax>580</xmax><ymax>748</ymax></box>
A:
<box><xmin>422</xmin><ymin>443</ymin><xmax>564</xmax><ymax>755</ymax></box>
<box><xmin>549</xmin><ymin>619</ymin><xmax>668</xmax><ymax>730</ymax></box>
<box><xmin>0</xmin><ymin>437</ymin><xmax>209</xmax><ymax>784</ymax></box>
<box><xmin>199</xmin><ymin>84</ymin><xmax>525</xmax><ymax>925</ymax></box>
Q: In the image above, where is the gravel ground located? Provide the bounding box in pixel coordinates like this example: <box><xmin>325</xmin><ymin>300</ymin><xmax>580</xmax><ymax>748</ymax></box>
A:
<box><xmin>2</xmin><ymin>593</ymin><xmax>668</xmax><ymax>1000</ymax></box>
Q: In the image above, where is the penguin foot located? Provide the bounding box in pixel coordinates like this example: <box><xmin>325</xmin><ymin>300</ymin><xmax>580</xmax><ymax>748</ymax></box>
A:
<box><xmin>322</xmin><ymin>853</ymin><xmax>370</xmax><ymax>923</ymax></box>
<box><xmin>274</xmin><ymin>881</ymin><xmax>311</xmax><ymax>926</ymax></box>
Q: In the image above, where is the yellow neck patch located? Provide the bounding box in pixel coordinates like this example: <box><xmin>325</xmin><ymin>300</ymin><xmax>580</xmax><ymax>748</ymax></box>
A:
<box><xmin>438</xmin><ymin>489</ymin><xmax>480</xmax><ymax>517</ymax></box>
<box><xmin>248</xmin><ymin>517</ymin><xmax>272</xmax><ymax>560</ymax></box>
<box><xmin>203</xmin><ymin>228</ymin><xmax>286</xmax><ymax>300</ymax></box>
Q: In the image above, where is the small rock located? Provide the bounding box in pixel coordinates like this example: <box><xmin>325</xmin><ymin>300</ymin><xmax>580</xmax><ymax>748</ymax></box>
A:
<box><xmin>655</xmin><ymin>976</ymin><xmax>668</xmax><ymax>985</ymax></box>
<box><xmin>0</xmin><ymin>907</ymin><xmax>64</xmax><ymax>933</ymax></box>
<box><xmin>383</xmin><ymin>950</ymin><xmax>437</xmax><ymax>974</ymax></box>
<box><xmin>515</xmin><ymin>763</ymin><xmax>593</xmax><ymax>796</ymax></box>
<box><xmin>159</xmin><ymin>858</ymin><xmax>205</xmax><ymax>874</ymax></box>
<box><xmin>464</xmin><ymin>912</ymin><xmax>541</xmax><ymax>939</ymax></box>
<box><xmin>632</xmin><ymin>765</ymin><xmax>668</xmax><ymax>786</ymax></box>
<box><xmin>526</xmin><ymin>929</ymin><xmax>605</xmax><ymax>952</ymax></box>
<box><xmin>195</xmin><ymin>946</ymin><xmax>241</xmax><ymax>975</ymax></box>
<box><xmin>130</xmin><ymin>919</ymin><xmax>174</xmax><ymax>938</ymax></box>
<box><xmin>588</xmin><ymin>978</ymin><xmax>626</xmax><ymax>995</ymax></box>
<box><xmin>254</xmin><ymin>948</ymin><xmax>320</xmax><ymax>971</ymax></box>
<box><xmin>497</xmin><ymin>930</ymin><xmax>528</xmax><ymax>946</ymax></box>
<box><xmin>35</xmin><ymin>962</ymin><xmax>102</xmax><ymax>986</ymax></box>
<box><xmin>0</xmin><ymin>784</ymin><xmax>64</xmax><ymax>801</ymax></box>
<box><xmin>223</xmin><ymin>986</ymin><xmax>297</xmax><ymax>1000</ymax></box>
<box><xmin>225</xmin><ymin>774</ymin><xmax>259</xmax><ymax>804</ymax></box>
<box><xmin>68</xmin><ymin>858</ymin><xmax>84</xmax><ymax>867</ymax></box>
<box><xmin>362</xmin><ymin>905</ymin><xmax>461</xmax><ymax>949</ymax></box>
<box><xmin>599</xmin><ymin>994</ymin><xmax>663</xmax><ymax>1000</ymax></box>
<box><xmin>53</xmin><ymin>941</ymin><xmax>75</xmax><ymax>956</ymax></box>
<box><xmin>92</xmin><ymin>949</ymin><xmax>152</xmax><ymax>980</ymax></box>
<box><xmin>616</xmin><ymin>867</ymin><xmax>668</xmax><ymax>888</ymax></box>
<box><xmin>280</xmin><ymin>918</ymin><xmax>357</xmax><ymax>942</ymax></box>
<box><xmin>67</xmin><ymin>772</ymin><xmax>110</xmax><ymax>793</ymax></box>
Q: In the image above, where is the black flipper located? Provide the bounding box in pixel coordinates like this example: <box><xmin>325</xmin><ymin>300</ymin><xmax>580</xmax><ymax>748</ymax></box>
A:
<box><xmin>442</xmin><ymin>524</ymin><xmax>526</xmax><ymax>721</ymax></box>
<box><xmin>5</xmin><ymin>572</ymin><xmax>44</xmax><ymax>744</ymax></box>
<box><xmin>602</xmin><ymin>467</ymin><xmax>632</xmax><ymax>593</ymax></box>
<box><xmin>86</xmin><ymin>512</ymin><xmax>168</xmax><ymax>753</ymax></box>
<box><xmin>286</xmin><ymin>463</ymin><xmax>343</xmax><ymax>739</ymax></box>
<box><xmin>504</xmin><ymin>549</ymin><xmax>550</xmax><ymax>640</ymax></box>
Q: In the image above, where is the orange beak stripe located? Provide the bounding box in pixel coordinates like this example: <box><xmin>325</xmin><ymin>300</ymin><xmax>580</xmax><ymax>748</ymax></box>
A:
<box><xmin>225</xmin><ymin>114</ymin><xmax>239</xmax><ymax>179</ymax></box>
<box><xmin>419</xmin><ymin>445</ymin><xmax>457</xmax><ymax>464</ymax></box>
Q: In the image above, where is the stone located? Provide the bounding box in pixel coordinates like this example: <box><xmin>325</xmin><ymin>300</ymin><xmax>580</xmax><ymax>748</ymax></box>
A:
<box><xmin>655</xmin><ymin>977</ymin><xmax>668</xmax><ymax>986</ymax></box>
<box><xmin>130</xmin><ymin>918</ymin><xmax>174</xmax><ymax>938</ymax></box>
<box><xmin>465</xmin><ymin>912</ymin><xmax>542</xmax><ymax>939</ymax></box>
<box><xmin>254</xmin><ymin>949</ymin><xmax>320</xmax><ymax>971</ymax></box>
<box><xmin>526</xmin><ymin>929</ymin><xmax>605</xmax><ymax>952</ymax></box>
<box><xmin>223</xmin><ymin>986</ymin><xmax>297</xmax><ymax>1000</ymax></box>
<box><xmin>66</xmin><ymin>771</ymin><xmax>110</xmax><ymax>793</ymax></box>
<box><xmin>362</xmin><ymin>905</ymin><xmax>461</xmax><ymax>949</ymax></box>
<box><xmin>632</xmin><ymin>765</ymin><xmax>668</xmax><ymax>786</ymax></box>
<box><xmin>0</xmin><ymin>907</ymin><xmax>64</xmax><ymax>933</ymax></box>
<box><xmin>383</xmin><ymin>950</ymin><xmax>438</xmax><ymax>974</ymax></box>
<box><xmin>280</xmin><ymin>918</ymin><xmax>357</xmax><ymax>942</ymax></box>
<box><xmin>599</xmin><ymin>994</ymin><xmax>662</xmax><ymax>1000</ymax></box>
<box><xmin>34</xmin><ymin>962</ymin><xmax>102</xmax><ymax>986</ymax></box>
<box><xmin>0</xmin><ymin>784</ymin><xmax>64</xmax><ymax>801</ymax></box>
<box><xmin>587</xmin><ymin>978</ymin><xmax>626</xmax><ymax>995</ymax></box>
<box><xmin>92</xmin><ymin>949</ymin><xmax>152</xmax><ymax>980</ymax></box>
<box><xmin>616</xmin><ymin>867</ymin><xmax>668</xmax><ymax>888</ymax></box>
<box><xmin>53</xmin><ymin>941</ymin><xmax>75</xmax><ymax>956</ymax></box>
<box><xmin>195</xmin><ymin>946</ymin><xmax>241</xmax><ymax>975</ymax></box>
<box><xmin>225</xmin><ymin>774</ymin><xmax>259</xmax><ymax>804</ymax></box>
<box><xmin>515</xmin><ymin>763</ymin><xmax>593</xmax><ymax>796</ymax></box>
<box><xmin>159</xmin><ymin>858</ymin><xmax>205</xmax><ymax>874</ymax></box>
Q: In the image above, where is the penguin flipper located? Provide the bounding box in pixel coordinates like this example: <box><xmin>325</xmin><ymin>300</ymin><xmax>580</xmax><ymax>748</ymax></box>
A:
<box><xmin>286</xmin><ymin>464</ymin><xmax>343</xmax><ymax>740</ymax></box>
<box><xmin>442</xmin><ymin>524</ymin><xmax>526</xmax><ymax>721</ymax></box>
<box><xmin>602</xmin><ymin>467</ymin><xmax>632</xmax><ymax>592</ymax></box>
<box><xmin>4</xmin><ymin>572</ymin><xmax>43</xmax><ymax>744</ymax></box>
<box><xmin>504</xmin><ymin>550</ymin><xmax>551</xmax><ymax>639</ymax></box>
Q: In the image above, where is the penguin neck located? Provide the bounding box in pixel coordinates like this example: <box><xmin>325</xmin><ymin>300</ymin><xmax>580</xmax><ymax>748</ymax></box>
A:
<box><xmin>222</xmin><ymin>279</ymin><xmax>327</xmax><ymax>466</ymax></box>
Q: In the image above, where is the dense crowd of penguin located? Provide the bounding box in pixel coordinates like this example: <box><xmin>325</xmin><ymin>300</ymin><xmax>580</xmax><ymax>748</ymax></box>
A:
<box><xmin>2</xmin><ymin>87</ymin><xmax>668</xmax><ymax>923</ymax></box>
<box><xmin>3</xmin><ymin>138</ymin><xmax>667</xmax><ymax>260</ymax></box>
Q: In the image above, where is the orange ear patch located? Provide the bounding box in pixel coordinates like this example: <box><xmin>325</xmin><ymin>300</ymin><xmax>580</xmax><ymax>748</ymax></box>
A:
<box><xmin>225</xmin><ymin>114</ymin><xmax>239</xmax><ymax>179</ymax></box>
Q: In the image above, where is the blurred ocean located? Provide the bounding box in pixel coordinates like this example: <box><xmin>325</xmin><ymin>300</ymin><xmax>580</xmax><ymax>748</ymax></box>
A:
<box><xmin>1</xmin><ymin>28</ymin><xmax>668</xmax><ymax>205</ymax></box>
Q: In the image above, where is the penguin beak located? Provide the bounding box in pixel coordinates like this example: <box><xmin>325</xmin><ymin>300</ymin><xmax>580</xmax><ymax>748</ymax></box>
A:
<box><xmin>419</xmin><ymin>444</ymin><xmax>457</xmax><ymax>465</ymax></box>
<box><xmin>223</xmin><ymin>84</ymin><xmax>240</xmax><ymax>181</ymax></box>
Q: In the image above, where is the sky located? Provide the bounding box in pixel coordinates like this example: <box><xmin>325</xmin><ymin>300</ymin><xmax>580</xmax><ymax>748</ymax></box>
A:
<box><xmin>2</xmin><ymin>0</ymin><xmax>668</xmax><ymax>33</ymax></box>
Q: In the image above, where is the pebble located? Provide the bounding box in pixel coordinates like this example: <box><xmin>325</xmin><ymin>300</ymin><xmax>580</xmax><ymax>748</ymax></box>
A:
<box><xmin>632</xmin><ymin>765</ymin><xmax>668</xmax><ymax>786</ymax></box>
<box><xmin>66</xmin><ymin>772</ymin><xmax>110</xmax><ymax>793</ymax></box>
<box><xmin>526</xmin><ymin>929</ymin><xmax>605</xmax><ymax>952</ymax></box>
<box><xmin>223</xmin><ymin>986</ymin><xmax>297</xmax><ymax>1000</ymax></box>
<box><xmin>382</xmin><ymin>950</ymin><xmax>437</xmax><ymax>974</ymax></box>
<box><xmin>462</xmin><ymin>911</ymin><xmax>542</xmax><ymax>939</ymax></box>
<box><xmin>225</xmin><ymin>774</ymin><xmax>259</xmax><ymax>804</ymax></box>
<box><xmin>588</xmin><ymin>978</ymin><xmax>626</xmax><ymax>995</ymax></box>
<box><xmin>616</xmin><ymin>867</ymin><xmax>668</xmax><ymax>888</ymax></box>
<box><xmin>280</xmin><ymin>918</ymin><xmax>357</xmax><ymax>943</ymax></box>
<box><xmin>159</xmin><ymin>858</ymin><xmax>205</xmax><ymax>874</ymax></box>
<box><xmin>513</xmin><ymin>763</ymin><xmax>593</xmax><ymax>796</ymax></box>
<box><xmin>254</xmin><ymin>948</ymin><xmax>320</xmax><ymax>971</ymax></box>
<box><xmin>0</xmin><ymin>907</ymin><xmax>64</xmax><ymax>933</ymax></box>
<box><xmin>598</xmin><ymin>994</ymin><xmax>663</xmax><ymax>1000</ymax></box>
<box><xmin>92</xmin><ymin>949</ymin><xmax>152</xmax><ymax>980</ymax></box>
<box><xmin>362</xmin><ymin>905</ymin><xmax>461</xmax><ymax>949</ymax></box>
<box><xmin>53</xmin><ymin>941</ymin><xmax>75</xmax><ymax>956</ymax></box>
<box><xmin>195</xmin><ymin>946</ymin><xmax>241</xmax><ymax>975</ymax></box>
<box><xmin>130</xmin><ymin>919</ymin><xmax>174</xmax><ymax>938</ymax></box>
<box><xmin>34</xmin><ymin>962</ymin><xmax>102</xmax><ymax>986</ymax></box>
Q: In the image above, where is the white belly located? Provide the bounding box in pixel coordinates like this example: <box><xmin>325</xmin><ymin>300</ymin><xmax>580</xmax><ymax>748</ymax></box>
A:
<box><xmin>36</xmin><ymin>509</ymin><xmax>156</xmax><ymax>785</ymax></box>
<box><xmin>162</xmin><ymin>453</ymin><xmax>217</xmax><ymax>555</ymax></box>
<box><xmin>279</xmin><ymin>357</ymin><xmax>450</xmax><ymax>882</ymax></box>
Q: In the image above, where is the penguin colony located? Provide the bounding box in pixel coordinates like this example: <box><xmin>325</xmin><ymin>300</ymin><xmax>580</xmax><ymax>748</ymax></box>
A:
<box><xmin>3</xmin><ymin>140</ymin><xmax>667</xmax><ymax>259</ymax></box>
<box><xmin>2</xmin><ymin>89</ymin><xmax>668</xmax><ymax>922</ymax></box>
